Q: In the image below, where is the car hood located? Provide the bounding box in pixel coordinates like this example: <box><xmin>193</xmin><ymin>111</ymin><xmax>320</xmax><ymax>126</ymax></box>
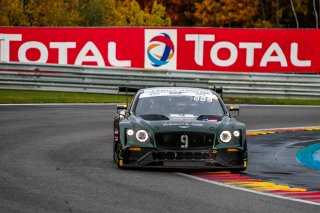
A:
<box><xmin>129</xmin><ymin>114</ymin><xmax>227</xmax><ymax>134</ymax></box>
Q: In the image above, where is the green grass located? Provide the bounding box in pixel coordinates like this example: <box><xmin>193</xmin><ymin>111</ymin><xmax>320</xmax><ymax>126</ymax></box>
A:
<box><xmin>0</xmin><ymin>89</ymin><xmax>320</xmax><ymax>105</ymax></box>
<box><xmin>0</xmin><ymin>89</ymin><xmax>132</xmax><ymax>104</ymax></box>
<box><xmin>224</xmin><ymin>97</ymin><xmax>320</xmax><ymax>106</ymax></box>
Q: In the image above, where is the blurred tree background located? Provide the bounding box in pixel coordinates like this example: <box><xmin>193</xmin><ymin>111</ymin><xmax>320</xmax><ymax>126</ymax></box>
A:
<box><xmin>0</xmin><ymin>0</ymin><xmax>319</xmax><ymax>28</ymax></box>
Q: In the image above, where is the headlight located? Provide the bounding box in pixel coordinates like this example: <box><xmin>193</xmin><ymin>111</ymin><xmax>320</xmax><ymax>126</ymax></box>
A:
<box><xmin>127</xmin><ymin>129</ymin><xmax>134</xmax><ymax>136</ymax></box>
<box><xmin>233</xmin><ymin>130</ymin><xmax>240</xmax><ymax>137</ymax></box>
<box><xmin>220</xmin><ymin>131</ymin><xmax>232</xmax><ymax>143</ymax></box>
<box><xmin>136</xmin><ymin>130</ymin><xmax>148</xmax><ymax>142</ymax></box>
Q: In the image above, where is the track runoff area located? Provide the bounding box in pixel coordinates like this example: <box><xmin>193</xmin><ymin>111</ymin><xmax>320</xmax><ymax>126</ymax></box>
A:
<box><xmin>180</xmin><ymin>126</ymin><xmax>320</xmax><ymax>206</ymax></box>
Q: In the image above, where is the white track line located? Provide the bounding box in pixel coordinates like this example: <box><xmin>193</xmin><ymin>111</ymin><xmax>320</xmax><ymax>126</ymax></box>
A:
<box><xmin>179</xmin><ymin>126</ymin><xmax>320</xmax><ymax>206</ymax></box>
<box><xmin>178</xmin><ymin>173</ymin><xmax>320</xmax><ymax>206</ymax></box>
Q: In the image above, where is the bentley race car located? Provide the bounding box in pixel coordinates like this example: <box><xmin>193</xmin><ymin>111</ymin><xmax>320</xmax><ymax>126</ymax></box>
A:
<box><xmin>113</xmin><ymin>87</ymin><xmax>247</xmax><ymax>170</ymax></box>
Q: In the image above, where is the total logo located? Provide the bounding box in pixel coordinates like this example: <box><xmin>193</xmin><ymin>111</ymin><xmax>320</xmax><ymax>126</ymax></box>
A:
<box><xmin>147</xmin><ymin>33</ymin><xmax>174</xmax><ymax>67</ymax></box>
<box><xmin>144</xmin><ymin>29</ymin><xmax>177</xmax><ymax>70</ymax></box>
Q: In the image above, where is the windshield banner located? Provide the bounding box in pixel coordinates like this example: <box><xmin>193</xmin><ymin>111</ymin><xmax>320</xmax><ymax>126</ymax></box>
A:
<box><xmin>0</xmin><ymin>27</ymin><xmax>319</xmax><ymax>72</ymax></box>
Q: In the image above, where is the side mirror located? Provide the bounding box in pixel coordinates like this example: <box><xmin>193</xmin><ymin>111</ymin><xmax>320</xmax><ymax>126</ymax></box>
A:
<box><xmin>117</xmin><ymin>105</ymin><xmax>127</xmax><ymax>115</ymax></box>
<box><xmin>229</xmin><ymin>105</ymin><xmax>240</xmax><ymax>117</ymax></box>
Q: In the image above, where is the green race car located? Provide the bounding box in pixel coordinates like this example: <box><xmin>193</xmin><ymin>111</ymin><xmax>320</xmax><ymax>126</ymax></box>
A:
<box><xmin>113</xmin><ymin>87</ymin><xmax>247</xmax><ymax>170</ymax></box>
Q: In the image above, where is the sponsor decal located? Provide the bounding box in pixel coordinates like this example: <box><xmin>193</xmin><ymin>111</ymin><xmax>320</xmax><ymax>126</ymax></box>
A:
<box><xmin>140</xmin><ymin>88</ymin><xmax>218</xmax><ymax>99</ymax></box>
<box><xmin>178</xmin><ymin>126</ymin><xmax>190</xmax><ymax>129</ymax></box>
<box><xmin>144</xmin><ymin>29</ymin><xmax>177</xmax><ymax>70</ymax></box>
<box><xmin>162</xmin><ymin>121</ymin><xmax>204</xmax><ymax>127</ymax></box>
<box><xmin>0</xmin><ymin>27</ymin><xmax>319</xmax><ymax>72</ymax></box>
<box><xmin>0</xmin><ymin>28</ymin><xmax>138</xmax><ymax>67</ymax></box>
<box><xmin>185</xmin><ymin>34</ymin><xmax>311</xmax><ymax>69</ymax></box>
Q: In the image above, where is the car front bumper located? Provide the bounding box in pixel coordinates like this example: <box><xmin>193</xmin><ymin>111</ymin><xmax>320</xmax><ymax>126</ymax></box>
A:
<box><xmin>119</xmin><ymin>147</ymin><xmax>247</xmax><ymax>170</ymax></box>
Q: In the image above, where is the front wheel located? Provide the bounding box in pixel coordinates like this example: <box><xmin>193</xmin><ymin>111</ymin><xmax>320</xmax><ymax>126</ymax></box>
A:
<box><xmin>113</xmin><ymin>142</ymin><xmax>124</xmax><ymax>169</ymax></box>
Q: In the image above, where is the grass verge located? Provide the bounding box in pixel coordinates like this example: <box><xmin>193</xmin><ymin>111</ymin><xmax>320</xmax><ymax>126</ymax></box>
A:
<box><xmin>0</xmin><ymin>89</ymin><xmax>131</xmax><ymax>104</ymax></box>
<box><xmin>0</xmin><ymin>89</ymin><xmax>320</xmax><ymax>105</ymax></box>
<box><xmin>224</xmin><ymin>97</ymin><xmax>320</xmax><ymax>106</ymax></box>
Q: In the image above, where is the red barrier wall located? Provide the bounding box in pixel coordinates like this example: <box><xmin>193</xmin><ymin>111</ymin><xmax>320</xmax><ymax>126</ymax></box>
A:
<box><xmin>0</xmin><ymin>27</ymin><xmax>319</xmax><ymax>72</ymax></box>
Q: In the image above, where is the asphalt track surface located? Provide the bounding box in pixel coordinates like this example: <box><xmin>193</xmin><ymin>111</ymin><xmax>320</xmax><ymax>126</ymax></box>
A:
<box><xmin>0</xmin><ymin>104</ymin><xmax>320</xmax><ymax>213</ymax></box>
<box><xmin>246</xmin><ymin>131</ymin><xmax>320</xmax><ymax>191</ymax></box>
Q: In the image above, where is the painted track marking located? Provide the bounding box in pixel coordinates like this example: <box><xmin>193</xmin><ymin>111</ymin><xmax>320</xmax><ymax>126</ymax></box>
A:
<box><xmin>180</xmin><ymin>126</ymin><xmax>320</xmax><ymax>206</ymax></box>
<box><xmin>297</xmin><ymin>143</ymin><xmax>320</xmax><ymax>170</ymax></box>
<box><xmin>178</xmin><ymin>172</ymin><xmax>320</xmax><ymax>206</ymax></box>
<box><xmin>247</xmin><ymin>126</ymin><xmax>320</xmax><ymax>136</ymax></box>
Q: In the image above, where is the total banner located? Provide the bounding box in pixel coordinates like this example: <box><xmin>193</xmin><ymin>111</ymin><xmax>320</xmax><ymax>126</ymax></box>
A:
<box><xmin>0</xmin><ymin>27</ymin><xmax>319</xmax><ymax>72</ymax></box>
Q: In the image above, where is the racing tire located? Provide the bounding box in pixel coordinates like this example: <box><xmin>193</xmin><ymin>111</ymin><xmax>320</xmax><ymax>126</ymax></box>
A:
<box><xmin>113</xmin><ymin>142</ymin><xmax>124</xmax><ymax>169</ymax></box>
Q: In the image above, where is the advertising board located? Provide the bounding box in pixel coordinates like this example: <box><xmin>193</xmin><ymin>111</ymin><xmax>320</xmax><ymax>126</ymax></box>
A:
<box><xmin>0</xmin><ymin>27</ymin><xmax>318</xmax><ymax>72</ymax></box>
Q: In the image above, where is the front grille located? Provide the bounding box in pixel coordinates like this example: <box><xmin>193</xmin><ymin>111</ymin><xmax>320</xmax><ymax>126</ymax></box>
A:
<box><xmin>155</xmin><ymin>132</ymin><xmax>214</xmax><ymax>150</ymax></box>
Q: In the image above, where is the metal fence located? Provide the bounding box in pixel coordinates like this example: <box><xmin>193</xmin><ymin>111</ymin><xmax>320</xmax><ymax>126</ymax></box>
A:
<box><xmin>0</xmin><ymin>62</ymin><xmax>319</xmax><ymax>99</ymax></box>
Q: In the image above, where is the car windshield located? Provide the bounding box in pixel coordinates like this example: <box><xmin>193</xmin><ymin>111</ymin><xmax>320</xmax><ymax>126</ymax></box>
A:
<box><xmin>134</xmin><ymin>94</ymin><xmax>225</xmax><ymax>117</ymax></box>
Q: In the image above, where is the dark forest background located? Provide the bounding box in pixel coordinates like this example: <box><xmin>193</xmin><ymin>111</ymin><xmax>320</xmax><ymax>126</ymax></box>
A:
<box><xmin>0</xmin><ymin>0</ymin><xmax>319</xmax><ymax>28</ymax></box>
